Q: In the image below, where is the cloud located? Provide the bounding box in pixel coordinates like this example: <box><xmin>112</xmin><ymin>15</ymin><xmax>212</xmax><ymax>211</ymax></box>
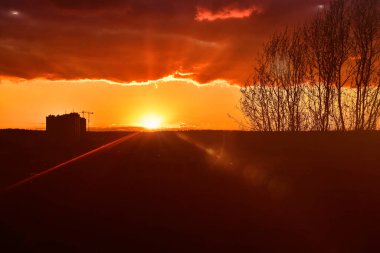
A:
<box><xmin>195</xmin><ymin>5</ymin><xmax>263</xmax><ymax>22</ymax></box>
<box><xmin>50</xmin><ymin>0</ymin><xmax>128</xmax><ymax>9</ymax></box>
<box><xmin>5</xmin><ymin>71</ymin><xmax>236</xmax><ymax>89</ymax></box>
<box><xmin>0</xmin><ymin>0</ymin><xmax>326</xmax><ymax>86</ymax></box>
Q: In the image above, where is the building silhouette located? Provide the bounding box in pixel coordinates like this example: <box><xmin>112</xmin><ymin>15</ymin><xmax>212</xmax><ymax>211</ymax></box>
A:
<box><xmin>46</xmin><ymin>113</ymin><xmax>86</xmax><ymax>141</ymax></box>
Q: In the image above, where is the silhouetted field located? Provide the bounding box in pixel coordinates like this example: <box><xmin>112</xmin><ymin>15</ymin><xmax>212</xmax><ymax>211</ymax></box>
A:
<box><xmin>0</xmin><ymin>130</ymin><xmax>379</xmax><ymax>252</ymax></box>
<box><xmin>0</xmin><ymin>130</ymin><xmax>130</xmax><ymax>189</ymax></box>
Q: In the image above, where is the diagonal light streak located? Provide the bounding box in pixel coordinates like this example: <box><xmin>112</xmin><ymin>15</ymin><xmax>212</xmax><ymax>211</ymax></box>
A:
<box><xmin>3</xmin><ymin>132</ymin><xmax>140</xmax><ymax>193</ymax></box>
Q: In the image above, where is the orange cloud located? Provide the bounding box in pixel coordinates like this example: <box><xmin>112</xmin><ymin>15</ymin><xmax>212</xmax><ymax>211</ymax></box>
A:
<box><xmin>0</xmin><ymin>0</ymin><xmax>322</xmax><ymax>86</ymax></box>
<box><xmin>195</xmin><ymin>5</ymin><xmax>262</xmax><ymax>22</ymax></box>
<box><xmin>10</xmin><ymin>72</ymin><xmax>236</xmax><ymax>88</ymax></box>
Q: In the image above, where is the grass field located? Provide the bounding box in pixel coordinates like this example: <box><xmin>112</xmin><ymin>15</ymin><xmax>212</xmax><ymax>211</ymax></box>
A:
<box><xmin>0</xmin><ymin>130</ymin><xmax>379</xmax><ymax>252</ymax></box>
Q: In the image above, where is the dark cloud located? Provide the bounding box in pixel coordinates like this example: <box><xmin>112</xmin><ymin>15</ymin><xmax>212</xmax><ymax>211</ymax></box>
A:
<box><xmin>51</xmin><ymin>0</ymin><xmax>129</xmax><ymax>9</ymax></box>
<box><xmin>0</xmin><ymin>0</ymin><xmax>328</xmax><ymax>84</ymax></box>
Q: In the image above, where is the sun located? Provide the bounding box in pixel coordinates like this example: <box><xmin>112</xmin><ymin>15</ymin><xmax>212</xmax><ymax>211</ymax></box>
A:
<box><xmin>139</xmin><ymin>114</ymin><xmax>163</xmax><ymax>129</ymax></box>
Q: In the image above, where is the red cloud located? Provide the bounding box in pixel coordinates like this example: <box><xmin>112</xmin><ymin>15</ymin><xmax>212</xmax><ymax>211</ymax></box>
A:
<box><xmin>195</xmin><ymin>5</ymin><xmax>262</xmax><ymax>22</ymax></box>
<box><xmin>0</xmin><ymin>0</ymin><xmax>320</xmax><ymax>86</ymax></box>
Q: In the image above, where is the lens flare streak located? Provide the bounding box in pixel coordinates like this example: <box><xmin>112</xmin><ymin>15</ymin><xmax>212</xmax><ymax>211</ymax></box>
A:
<box><xmin>3</xmin><ymin>132</ymin><xmax>140</xmax><ymax>193</ymax></box>
<box><xmin>176</xmin><ymin>132</ymin><xmax>231</xmax><ymax>167</ymax></box>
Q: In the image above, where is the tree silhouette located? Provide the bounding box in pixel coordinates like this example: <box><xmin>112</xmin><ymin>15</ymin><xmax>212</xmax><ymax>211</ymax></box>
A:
<box><xmin>241</xmin><ymin>0</ymin><xmax>380</xmax><ymax>131</ymax></box>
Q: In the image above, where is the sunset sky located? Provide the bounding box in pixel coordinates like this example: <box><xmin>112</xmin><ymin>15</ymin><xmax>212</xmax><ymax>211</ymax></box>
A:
<box><xmin>0</xmin><ymin>0</ymin><xmax>327</xmax><ymax>129</ymax></box>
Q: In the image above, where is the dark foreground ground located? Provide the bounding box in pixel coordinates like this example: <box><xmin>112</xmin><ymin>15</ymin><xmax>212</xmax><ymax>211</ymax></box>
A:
<box><xmin>0</xmin><ymin>130</ymin><xmax>379</xmax><ymax>252</ymax></box>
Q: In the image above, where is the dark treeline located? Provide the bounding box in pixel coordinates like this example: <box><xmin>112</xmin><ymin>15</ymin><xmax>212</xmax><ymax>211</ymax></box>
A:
<box><xmin>241</xmin><ymin>0</ymin><xmax>380</xmax><ymax>131</ymax></box>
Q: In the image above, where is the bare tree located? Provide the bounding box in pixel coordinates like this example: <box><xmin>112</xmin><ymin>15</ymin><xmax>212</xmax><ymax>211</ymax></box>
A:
<box><xmin>306</xmin><ymin>0</ymin><xmax>351</xmax><ymax>131</ymax></box>
<box><xmin>241</xmin><ymin>0</ymin><xmax>380</xmax><ymax>132</ymax></box>
<box><xmin>241</xmin><ymin>29</ymin><xmax>309</xmax><ymax>131</ymax></box>
<box><xmin>283</xmin><ymin>28</ymin><xmax>309</xmax><ymax>131</ymax></box>
<box><xmin>350</xmin><ymin>0</ymin><xmax>380</xmax><ymax>130</ymax></box>
<box><xmin>241</xmin><ymin>76</ymin><xmax>269</xmax><ymax>131</ymax></box>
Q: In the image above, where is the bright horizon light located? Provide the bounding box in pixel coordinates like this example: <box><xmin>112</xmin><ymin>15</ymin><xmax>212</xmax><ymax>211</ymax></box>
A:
<box><xmin>139</xmin><ymin>114</ymin><xmax>163</xmax><ymax>129</ymax></box>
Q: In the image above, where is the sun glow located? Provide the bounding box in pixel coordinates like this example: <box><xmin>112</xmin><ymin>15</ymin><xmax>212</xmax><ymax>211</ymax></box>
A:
<box><xmin>139</xmin><ymin>114</ymin><xmax>163</xmax><ymax>129</ymax></box>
